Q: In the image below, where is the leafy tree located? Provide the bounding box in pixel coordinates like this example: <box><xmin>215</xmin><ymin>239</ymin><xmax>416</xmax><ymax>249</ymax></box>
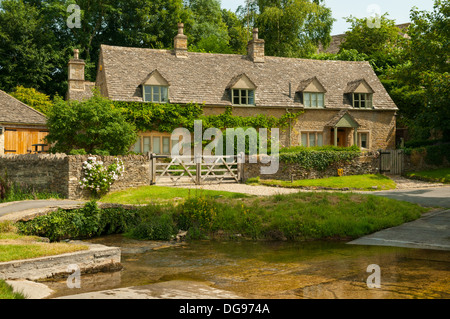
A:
<box><xmin>9</xmin><ymin>86</ymin><xmax>54</xmax><ymax>116</ymax></box>
<box><xmin>46</xmin><ymin>93</ymin><xmax>137</xmax><ymax>155</ymax></box>
<box><xmin>388</xmin><ymin>0</ymin><xmax>450</xmax><ymax>139</ymax></box>
<box><xmin>0</xmin><ymin>0</ymin><xmax>63</xmax><ymax>93</ymax></box>
<box><xmin>254</xmin><ymin>0</ymin><xmax>334</xmax><ymax>57</ymax></box>
<box><xmin>339</xmin><ymin>14</ymin><xmax>406</xmax><ymax>74</ymax></box>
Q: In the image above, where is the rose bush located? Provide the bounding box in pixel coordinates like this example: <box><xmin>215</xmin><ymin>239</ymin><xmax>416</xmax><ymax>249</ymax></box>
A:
<box><xmin>79</xmin><ymin>157</ymin><xmax>125</xmax><ymax>197</ymax></box>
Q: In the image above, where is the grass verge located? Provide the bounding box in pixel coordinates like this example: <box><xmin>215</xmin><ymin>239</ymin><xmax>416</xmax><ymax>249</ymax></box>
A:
<box><xmin>100</xmin><ymin>185</ymin><xmax>248</xmax><ymax>205</ymax></box>
<box><xmin>246</xmin><ymin>174</ymin><xmax>396</xmax><ymax>191</ymax></box>
<box><xmin>0</xmin><ymin>280</ymin><xmax>25</xmax><ymax>299</ymax></box>
<box><xmin>405</xmin><ymin>168</ymin><xmax>450</xmax><ymax>184</ymax></box>
<box><xmin>0</xmin><ymin>222</ymin><xmax>88</xmax><ymax>262</ymax></box>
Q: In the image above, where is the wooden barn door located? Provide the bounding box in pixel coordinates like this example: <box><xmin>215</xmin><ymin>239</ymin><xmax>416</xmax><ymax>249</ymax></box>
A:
<box><xmin>4</xmin><ymin>128</ymin><xmax>48</xmax><ymax>154</ymax></box>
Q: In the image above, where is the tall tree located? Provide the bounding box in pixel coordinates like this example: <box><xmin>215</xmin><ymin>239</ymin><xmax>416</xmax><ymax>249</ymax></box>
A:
<box><xmin>254</xmin><ymin>0</ymin><xmax>334</xmax><ymax>57</ymax></box>
<box><xmin>340</xmin><ymin>14</ymin><xmax>406</xmax><ymax>74</ymax></box>
<box><xmin>389</xmin><ymin>0</ymin><xmax>450</xmax><ymax>139</ymax></box>
<box><xmin>0</xmin><ymin>0</ymin><xmax>64</xmax><ymax>93</ymax></box>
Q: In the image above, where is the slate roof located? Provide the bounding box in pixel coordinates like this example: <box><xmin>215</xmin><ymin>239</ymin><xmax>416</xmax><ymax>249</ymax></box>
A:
<box><xmin>0</xmin><ymin>89</ymin><xmax>47</xmax><ymax>125</ymax></box>
<box><xmin>98</xmin><ymin>44</ymin><xmax>398</xmax><ymax>110</ymax></box>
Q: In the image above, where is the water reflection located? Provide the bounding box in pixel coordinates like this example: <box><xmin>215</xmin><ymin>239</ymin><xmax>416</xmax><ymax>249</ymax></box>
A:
<box><xmin>47</xmin><ymin>235</ymin><xmax>450</xmax><ymax>299</ymax></box>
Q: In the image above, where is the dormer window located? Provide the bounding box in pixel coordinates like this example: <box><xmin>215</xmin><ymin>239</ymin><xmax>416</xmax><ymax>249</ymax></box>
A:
<box><xmin>297</xmin><ymin>77</ymin><xmax>326</xmax><ymax>108</ymax></box>
<box><xmin>303</xmin><ymin>92</ymin><xmax>324</xmax><ymax>108</ymax></box>
<box><xmin>143</xmin><ymin>85</ymin><xmax>168</xmax><ymax>103</ymax></box>
<box><xmin>345</xmin><ymin>79</ymin><xmax>375</xmax><ymax>109</ymax></box>
<box><xmin>232</xmin><ymin>89</ymin><xmax>255</xmax><ymax>106</ymax></box>
<box><xmin>141</xmin><ymin>69</ymin><xmax>170</xmax><ymax>103</ymax></box>
<box><xmin>227</xmin><ymin>73</ymin><xmax>257</xmax><ymax>106</ymax></box>
<box><xmin>353</xmin><ymin>93</ymin><xmax>373</xmax><ymax>108</ymax></box>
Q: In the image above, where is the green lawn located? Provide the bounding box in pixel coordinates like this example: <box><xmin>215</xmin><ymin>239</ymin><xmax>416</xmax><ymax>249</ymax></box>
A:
<box><xmin>247</xmin><ymin>174</ymin><xmax>396</xmax><ymax>191</ymax></box>
<box><xmin>100</xmin><ymin>185</ymin><xmax>248</xmax><ymax>205</ymax></box>
<box><xmin>0</xmin><ymin>280</ymin><xmax>25</xmax><ymax>299</ymax></box>
<box><xmin>0</xmin><ymin>222</ymin><xmax>89</xmax><ymax>263</ymax></box>
<box><xmin>124</xmin><ymin>191</ymin><xmax>428</xmax><ymax>241</ymax></box>
<box><xmin>405</xmin><ymin>168</ymin><xmax>450</xmax><ymax>184</ymax></box>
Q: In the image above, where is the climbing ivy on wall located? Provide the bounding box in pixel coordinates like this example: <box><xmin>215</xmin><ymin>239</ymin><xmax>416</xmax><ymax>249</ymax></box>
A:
<box><xmin>114</xmin><ymin>101</ymin><xmax>302</xmax><ymax>132</ymax></box>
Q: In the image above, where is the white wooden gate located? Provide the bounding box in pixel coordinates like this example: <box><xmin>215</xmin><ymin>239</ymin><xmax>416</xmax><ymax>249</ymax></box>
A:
<box><xmin>150</xmin><ymin>154</ymin><xmax>244</xmax><ymax>185</ymax></box>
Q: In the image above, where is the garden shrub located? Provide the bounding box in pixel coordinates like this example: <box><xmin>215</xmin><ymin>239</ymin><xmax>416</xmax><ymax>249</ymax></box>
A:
<box><xmin>79</xmin><ymin>157</ymin><xmax>125</xmax><ymax>196</ymax></box>
<box><xmin>278</xmin><ymin>145</ymin><xmax>361</xmax><ymax>170</ymax></box>
<box><xmin>17</xmin><ymin>200</ymin><xmax>139</xmax><ymax>241</ymax></box>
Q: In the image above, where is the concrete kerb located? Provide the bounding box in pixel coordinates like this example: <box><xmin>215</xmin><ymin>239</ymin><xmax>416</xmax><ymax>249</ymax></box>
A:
<box><xmin>0</xmin><ymin>201</ymin><xmax>134</xmax><ymax>298</ymax></box>
<box><xmin>0</xmin><ymin>241</ymin><xmax>122</xmax><ymax>282</ymax></box>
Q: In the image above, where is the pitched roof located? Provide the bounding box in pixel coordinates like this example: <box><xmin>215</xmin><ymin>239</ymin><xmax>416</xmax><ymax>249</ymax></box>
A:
<box><xmin>296</xmin><ymin>76</ymin><xmax>327</xmax><ymax>92</ymax></box>
<box><xmin>326</xmin><ymin>110</ymin><xmax>360</xmax><ymax>127</ymax></box>
<box><xmin>344</xmin><ymin>78</ymin><xmax>375</xmax><ymax>94</ymax></box>
<box><xmin>98</xmin><ymin>44</ymin><xmax>397</xmax><ymax>110</ymax></box>
<box><xmin>0</xmin><ymin>90</ymin><xmax>47</xmax><ymax>125</ymax></box>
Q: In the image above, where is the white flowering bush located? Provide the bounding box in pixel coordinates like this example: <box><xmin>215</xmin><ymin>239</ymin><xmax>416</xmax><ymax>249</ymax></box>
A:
<box><xmin>79</xmin><ymin>157</ymin><xmax>125</xmax><ymax>196</ymax></box>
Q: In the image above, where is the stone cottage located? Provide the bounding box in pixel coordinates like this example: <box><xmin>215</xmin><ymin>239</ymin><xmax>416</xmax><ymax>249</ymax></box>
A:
<box><xmin>0</xmin><ymin>89</ymin><xmax>48</xmax><ymax>155</ymax></box>
<box><xmin>67</xmin><ymin>23</ymin><xmax>398</xmax><ymax>154</ymax></box>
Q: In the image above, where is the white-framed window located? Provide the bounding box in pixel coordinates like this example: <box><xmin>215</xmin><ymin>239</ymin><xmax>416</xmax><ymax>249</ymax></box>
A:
<box><xmin>232</xmin><ymin>89</ymin><xmax>255</xmax><ymax>106</ymax></box>
<box><xmin>301</xmin><ymin>131</ymin><xmax>324</xmax><ymax>147</ymax></box>
<box><xmin>303</xmin><ymin>92</ymin><xmax>325</xmax><ymax>108</ymax></box>
<box><xmin>132</xmin><ymin>133</ymin><xmax>175</xmax><ymax>155</ymax></box>
<box><xmin>358</xmin><ymin>131</ymin><xmax>370</xmax><ymax>149</ymax></box>
<box><xmin>353</xmin><ymin>93</ymin><xmax>373</xmax><ymax>108</ymax></box>
<box><xmin>143</xmin><ymin>85</ymin><xmax>168</xmax><ymax>103</ymax></box>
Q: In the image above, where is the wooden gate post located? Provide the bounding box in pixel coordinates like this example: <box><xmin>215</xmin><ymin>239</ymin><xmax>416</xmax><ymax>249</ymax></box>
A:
<box><xmin>237</xmin><ymin>152</ymin><xmax>245</xmax><ymax>182</ymax></box>
<box><xmin>195</xmin><ymin>154</ymin><xmax>202</xmax><ymax>185</ymax></box>
<box><xmin>150</xmin><ymin>152</ymin><xmax>156</xmax><ymax>185</ymax></box>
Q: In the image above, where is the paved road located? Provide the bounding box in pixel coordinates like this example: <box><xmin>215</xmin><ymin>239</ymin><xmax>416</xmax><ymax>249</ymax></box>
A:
<box><xmin>0</xmin><ymin>200</ymin><xmax>85</xmax><ymax>218</ymax></box>
<box><xmin>348</xmin><ymin>209</ymin><xmax>450</xmax><ymax>251</ymax></box>
<box><xmin>366</xmin><ymin>186</ymin><xmax>450</xmax><ymax>208</ymax></box>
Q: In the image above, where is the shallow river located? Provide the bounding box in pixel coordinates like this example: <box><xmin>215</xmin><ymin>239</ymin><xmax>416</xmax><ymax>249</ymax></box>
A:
<box><xmin>47</xmin><ymin>235</ymin><xmax>450</xmax><ymax>299</ymax></box>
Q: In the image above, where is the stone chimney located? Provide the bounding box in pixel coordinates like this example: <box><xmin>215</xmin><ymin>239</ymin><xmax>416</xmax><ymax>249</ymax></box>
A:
<box><xmin>174</xmin><ymin>23</ymin><xmax>188</xmax><ymax>58</ymax></box>
<box><xmin>67</xmin><ymin>49</ymin><xmax>86</xmax><ymax>100</ymax></box>
<box><xmin>247</xmin><ymin>28</ymin><xmax>265</xmax><ymax>63</ymax></box>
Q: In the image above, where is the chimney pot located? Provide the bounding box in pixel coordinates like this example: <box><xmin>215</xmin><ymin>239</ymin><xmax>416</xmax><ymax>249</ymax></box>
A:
<box><xmin>174</xmin><ymin>22</ymin><xmax>188</xmax><ymax>58</ymax></box>
<box><xmin>253</xmin><ymin>28</ymin><xmax>259</xmax><ymax>40</ymax></box>
<box><xmin>247</xmin><ymin>28</ymin><xmax>264</xmax><ymax>63</ymax></box>
<box><xmin>177</xmin><ymin>23</ymin><xmax>184</xmax><ymax>35</ymax></box>
<box><xmin>74</xmin><ymin>49</ymin><xmax>79</xmax><ymax>60</ymax></box>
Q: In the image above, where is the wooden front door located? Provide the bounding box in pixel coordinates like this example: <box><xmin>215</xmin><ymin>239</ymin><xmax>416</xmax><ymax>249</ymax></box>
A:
<box><xmin>4</xmin><ymin>128</ymin><xmax>49</xmax><ymax>154</ymax></box>
<box><xmin>330</xmin><ymin>128</ymin><xmax>347</xmax><ymax>147</ymax></box>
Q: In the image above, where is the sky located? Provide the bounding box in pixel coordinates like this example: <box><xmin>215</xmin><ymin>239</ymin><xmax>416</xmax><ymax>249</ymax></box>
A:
<box><xmin>221</xmin><ymin>0</ymin><xmax>436</xmax><ymax>35</ymax></box>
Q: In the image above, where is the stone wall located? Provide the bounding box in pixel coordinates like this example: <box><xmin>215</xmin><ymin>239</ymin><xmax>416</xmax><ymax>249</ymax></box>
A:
<box><xmin>243</xmin><ymin>153</ymin><xmax>380</xmax><ymax>181</ymax></box>
<box><xmin>68</xmin><ymin>154</ymin><xmax>150</xmax><ymax>199</ymax></box>
<box><xmin>0</xmin><ymin>154</ymin><xmax>70</xmax><ymax>197</ymax></box>
<box><xmin>0</xmin><ymin>154</ymin><xmax>150</xmax><ymax>199</ymax></box>
<box><xmin>403</xmin><ymin>150</ymin><xmax>450</xmax><ymax>173</ymax></box>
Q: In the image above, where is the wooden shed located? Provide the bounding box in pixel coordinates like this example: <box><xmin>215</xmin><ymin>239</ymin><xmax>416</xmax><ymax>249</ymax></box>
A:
<box><xmin>0</xmin><ymin>90</ymin><xmax>48</xmax><ymax>155</ymax></box>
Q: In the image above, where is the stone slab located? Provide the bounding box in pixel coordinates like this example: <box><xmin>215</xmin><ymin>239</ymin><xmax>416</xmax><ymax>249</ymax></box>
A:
<box><xmin>0</xmin><ymin>242</ymin><xmax>121</xmax><ymax>281</ymax></box>
<box><xmin>56</xmin><ymin>280</ymin><xmax>241</xmax><ymax>299</ymax></box>
<box><xmin>5</xmin><ymin>280</ymin><xmax>54</xmax><ymax>299</ymax></box>
<box><xmin>348</xmin><ymin>209</ymin><xmax>450</xmax><ymax>251</ymax></box>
